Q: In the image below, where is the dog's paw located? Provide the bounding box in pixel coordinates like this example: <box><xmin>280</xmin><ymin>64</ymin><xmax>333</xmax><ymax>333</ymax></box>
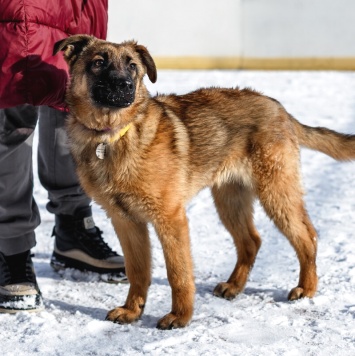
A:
<box><xmin>288</xmin><ymin>287</ymin><xmax>316</xmax><ymax>301</ymax></box>
<box><xmin>213</xmin><ymin>282</ymin><xmax>242</xmax><ymax>300</ymax></box>
<box><xmin>156</xmin><ymin>312</ymin><xmax>191</xmax><ymax>330</ymax></box>
<box><xmin>105</xmin><ymin>307</ymin><xmax>141</xmax><ymax>324</ymax></box>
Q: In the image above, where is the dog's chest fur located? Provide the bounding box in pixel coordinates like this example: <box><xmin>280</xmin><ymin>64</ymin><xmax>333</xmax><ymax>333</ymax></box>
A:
<box><xmin>71</xmin><ymin>135</ymin><xmax>146</xmax><ymax>219</ymax></box>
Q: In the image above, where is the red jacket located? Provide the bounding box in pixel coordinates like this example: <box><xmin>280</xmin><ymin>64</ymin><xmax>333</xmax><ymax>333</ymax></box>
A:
<box><xmin>0</xmin><ymin>0</ymin><xmax>108</xmax><ymax>110</ymax></box>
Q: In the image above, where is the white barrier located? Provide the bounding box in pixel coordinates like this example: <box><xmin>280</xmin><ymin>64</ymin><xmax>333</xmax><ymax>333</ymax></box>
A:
<box><xmin>107</xmin><ymin>0</ymin><xmax>355</xmax><ymax>69</ymax></box>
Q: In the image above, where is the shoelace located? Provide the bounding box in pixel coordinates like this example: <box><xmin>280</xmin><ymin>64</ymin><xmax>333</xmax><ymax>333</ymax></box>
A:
<box><xmin>78</xmin><ymin>227</ymin><xmax>118</xmax><ymax>259</ymax></box>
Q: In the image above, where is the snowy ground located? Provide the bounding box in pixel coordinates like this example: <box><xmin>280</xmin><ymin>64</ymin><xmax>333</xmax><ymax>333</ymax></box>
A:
<box><xmin>1</xmin><ymin>70</ymin><xmax>355</xmax><ymax>355</ymax></box>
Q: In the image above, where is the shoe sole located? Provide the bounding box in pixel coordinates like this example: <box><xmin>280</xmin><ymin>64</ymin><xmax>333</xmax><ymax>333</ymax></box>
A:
<box><xmin>0</xmin><ymin>305</ymin><xmax>44</xmax><ymax>313</ymax></box>
<box><xmin>51</xmin><ymin>251</ymin><xmax>128</xmax><ymax>283</ymax></box>
<box><xmin>0</xmin><ymin>294</ymin><xmax>44</xmax><ymax>313</ymax></box>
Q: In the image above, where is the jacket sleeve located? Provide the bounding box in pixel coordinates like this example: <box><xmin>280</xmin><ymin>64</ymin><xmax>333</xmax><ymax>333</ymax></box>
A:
<box><xmin>0</xmin><ymin>0</ymin><xmax>109</xmax><ymax>110</ymax></box>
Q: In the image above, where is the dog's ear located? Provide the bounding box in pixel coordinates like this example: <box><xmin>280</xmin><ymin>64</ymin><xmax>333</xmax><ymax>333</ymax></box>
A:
<box><xmin>135</xmin><ymin>44</ymin><xmax>157</xmax><ymax>83</ymax></box>
<box><xmin>53</xmin><ymin>35</ymin><xmax>95</xmax><ymax>66</ymax></box>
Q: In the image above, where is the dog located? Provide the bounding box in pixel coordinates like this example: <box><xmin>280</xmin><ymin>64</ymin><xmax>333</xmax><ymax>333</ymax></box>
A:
<box><xmin>53</xmin><ymin>35</ymin><xmax>355</xmax><ymax>329</ymax></box>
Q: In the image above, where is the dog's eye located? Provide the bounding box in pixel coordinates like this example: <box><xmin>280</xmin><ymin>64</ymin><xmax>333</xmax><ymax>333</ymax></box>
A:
<box><xmin>129</xmin><ymin>63</ymin><xmax>137</xmax><ymax>71</ymax></box>
<box><xmin>93</xmin><ymin>59</ymin><xmax>104</xmax><ymax>68</ymax></box>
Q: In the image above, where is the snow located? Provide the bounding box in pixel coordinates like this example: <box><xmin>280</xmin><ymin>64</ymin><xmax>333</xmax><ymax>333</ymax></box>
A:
<box><xmin>1</xmin><ymin>70</ymin><xmax>355</xmax><ymax>355</ymax></box>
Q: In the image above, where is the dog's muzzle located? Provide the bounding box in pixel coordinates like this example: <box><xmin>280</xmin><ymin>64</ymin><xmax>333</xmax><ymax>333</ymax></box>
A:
<box><xmin>92</xmin><ymin>76</ymin><xmax>135</xmax><ymax>108</ymax></box>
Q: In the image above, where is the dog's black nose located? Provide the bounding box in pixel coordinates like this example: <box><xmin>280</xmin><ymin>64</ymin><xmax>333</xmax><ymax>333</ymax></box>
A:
<box><xmin>117</xmin><ymin>79</ymin><xmax>134</xmax><ymax>92</ymax></box>
<box><xmin>92</xmin><ymin>74</ymin><xmax>135</xmax><ymax>109</ymax></box>
<box><xmin>109</xmin><ymin>73</ymin><xmax>134</xmax><ymax>91</ymax></box>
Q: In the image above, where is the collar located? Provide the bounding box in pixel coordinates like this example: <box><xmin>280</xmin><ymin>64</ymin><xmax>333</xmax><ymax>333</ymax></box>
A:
<box><xmin>95</xmin><ymin>123</ymin><xmax>132</xmax><ymax>160</ymax></box>
<box><xmin>106</xmin><ymin>123</ymin><xmax>132</xmax><ymax>144</ymax></box>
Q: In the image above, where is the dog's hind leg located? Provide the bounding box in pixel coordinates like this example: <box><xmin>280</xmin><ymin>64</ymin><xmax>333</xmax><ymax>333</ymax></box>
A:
<box><xmin>259</xmin><ymin>187</ymin><xmax>318</xmax><ymax>300</ymax></box>
<box><xmin>212</xmin><ymin>182</ymin><xmax>261</xmax><ymax>300</ymax></box>
<box><xmin>105</xmin><ymin>215</ymin><xmax>151</xmax><ymax>324</ymax></box>
<box><xmin>253</xmin><ymin>143</ymin><xmax>318</xmax><ymax>300</ymax></box>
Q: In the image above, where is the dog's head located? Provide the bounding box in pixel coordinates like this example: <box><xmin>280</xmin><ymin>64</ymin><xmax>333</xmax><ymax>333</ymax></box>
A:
<box><xmin>53</xmin><ymin>35</ymin><xmax>157</xmax><ymax>110</ymax></box>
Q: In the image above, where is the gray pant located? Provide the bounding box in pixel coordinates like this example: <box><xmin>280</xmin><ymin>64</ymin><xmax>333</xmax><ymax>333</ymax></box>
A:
<box><xmin>0</xmin><ymin>105</ymin><xmax>91</xmax><ymax>255</ymax></box>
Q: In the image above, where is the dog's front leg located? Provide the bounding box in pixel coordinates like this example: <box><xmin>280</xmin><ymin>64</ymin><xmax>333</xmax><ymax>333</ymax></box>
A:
<box><xmin>154</xmin><ymin>209</ymin><xmax>195</xmax><ymax>329</ymax></box>
<box><xmin>105</xmin><ymin>215</ymin><xmax>151</xmax><ymax>324</ymax></box>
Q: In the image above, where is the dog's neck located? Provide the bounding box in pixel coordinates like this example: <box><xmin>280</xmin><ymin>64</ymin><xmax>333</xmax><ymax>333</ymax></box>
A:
<box><xmin>107</xmin><ymin>123</ymin><xmax>132</xmax><ymax>144</ymax></box>
<box><xmin>95</xmin><ymin>123</ymin><xmax>132</xmax><ymax>160</ymax></box>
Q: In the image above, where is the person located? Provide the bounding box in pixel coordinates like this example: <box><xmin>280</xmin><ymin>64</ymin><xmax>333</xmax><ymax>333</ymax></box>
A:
<box><xmin>0</xmin><ymin>0</ymin><xmax>126</xmax><ymax>313</ymax></box>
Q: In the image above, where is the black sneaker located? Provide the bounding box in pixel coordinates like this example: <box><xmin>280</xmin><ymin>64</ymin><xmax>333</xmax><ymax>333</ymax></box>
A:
<box><xmin>50</xmin><ymin>207</ymin><xmax>127</xmax><ymax>283</ymax></box>
<box><xmin>0</xmin><ymin>251</ymin><xmax>43</xmax><ymax>313</ymax></box>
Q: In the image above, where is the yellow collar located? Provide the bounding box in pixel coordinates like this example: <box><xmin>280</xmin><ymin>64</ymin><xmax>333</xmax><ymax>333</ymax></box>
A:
<box><xmin>107</xmin><ymin>123</ymin><xmax>132</xmax><ymax>144</ymax></box>
<box><xmin>95</xmin><ymin>123</ymin><xmax>132</xmax><ymax>160</ymax></box>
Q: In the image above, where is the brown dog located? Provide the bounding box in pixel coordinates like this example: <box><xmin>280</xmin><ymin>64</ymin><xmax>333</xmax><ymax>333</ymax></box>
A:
<box><xmin>54</xmin><ymin>35</ymin><xmax>355</xmax><ymax>329</ymax></box>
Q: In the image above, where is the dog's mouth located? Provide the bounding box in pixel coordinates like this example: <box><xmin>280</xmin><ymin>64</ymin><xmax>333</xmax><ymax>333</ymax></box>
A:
<box><xmin>92</xmin><ymin>79</ymin><xmax>135</xmax><ymax>109</ymax></box>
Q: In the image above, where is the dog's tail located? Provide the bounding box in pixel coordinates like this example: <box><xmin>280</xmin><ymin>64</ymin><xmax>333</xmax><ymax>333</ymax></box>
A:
<box><xmin>290</xmin><ymin>116</ymin><xmax>355</xmax><ymax>161</ymax></box>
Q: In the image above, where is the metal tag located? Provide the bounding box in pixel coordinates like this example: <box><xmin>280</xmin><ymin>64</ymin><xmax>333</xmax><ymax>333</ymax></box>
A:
<box><xmin>96</xmin><ymin>143</ymin><xmax>107</xmax><ymax>159</ymax></box>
